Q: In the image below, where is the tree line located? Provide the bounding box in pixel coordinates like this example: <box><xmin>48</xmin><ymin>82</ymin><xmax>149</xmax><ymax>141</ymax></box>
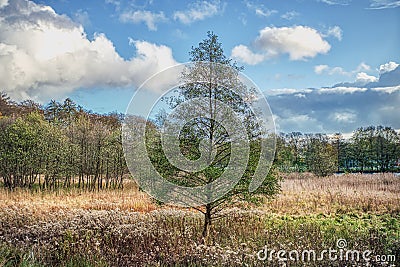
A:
<box><xmin>0</xmin><ymin>93</ymin><xmax>126</xmax><ymax>190</ymax></box>
<box><xmin>1</xmin><ymin>91</ymin><xmax>399</xmax><ymax>190</ymax></box>
<box><xmin>275</xmin><ymin>127</ymin><xmax>400</xmax><ymax>176</ymax></box>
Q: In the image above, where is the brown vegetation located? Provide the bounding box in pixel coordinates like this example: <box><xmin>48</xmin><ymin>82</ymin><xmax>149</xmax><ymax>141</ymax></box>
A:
<box><xmin>0</xmin><ymin>180</ymin><xmax>155</xmax><ymax>215</ymax></box>
<box><xmin>0</xmin><ymin>173</ymin><xmax>398</xmax><ymax>266</ymax></box>
<box><xmin>265</xmin><ymin>172</ymin><xmax>400</xmax><ymax>215</ymax></box>
<box><xmin>1</xmin><ymin>173</ymin><xmax>398</xmax><ymax>216</ymax></box>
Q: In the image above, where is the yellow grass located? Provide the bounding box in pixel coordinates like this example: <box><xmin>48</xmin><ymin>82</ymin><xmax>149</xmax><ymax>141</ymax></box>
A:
<box><xmin>264</xmin><ymin>172</ymin><xmax>400</xmax><ymax>215</ymax></box>
<box><xmin>0</xmin><ymin>173</ymin><xmax>399</xmax><ymax>216</ymax></box>
<box><xmin>0</xmin><ymin>180</ymin><xmax>156</xmax><ymax>215</ymax></box>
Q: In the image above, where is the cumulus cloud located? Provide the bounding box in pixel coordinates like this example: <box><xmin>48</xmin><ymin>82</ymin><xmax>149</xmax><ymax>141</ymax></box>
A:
<box><xmin>231</xmin><ymin>45</ymin><xmax>265</xmax><ymax>65</ymax></box>
<box><xmin>379</xmin><ymin>61</ymin><xmax>399</xmax><ymax>74</ymax></box>
<box><xmin>328</xmin><ymin>67</ymin><xmax>349</xmax><ymax>75</ymax></box>
<box><xmin>314</xmin><ymin>65</ymin><xmax>329</xmax><ymax>74</ymax></box>
<box><xmin>119</xmin><ymin>10</ymin><xmax>167</xmax><ymax>31</ymax></box>
<box><xmin>127</xmin><ymin>38</ymin><xmax>181</xmax><ymax>91</ymax></box>
<box><xmin>255</xmin><ymin>26</ymin><xmax>331</xmax><ymax>60</ymax></box>
<box><xmin>0</xmin><ymin>0</ymin><xmax>178</xmax><ymax>102</ymax></box>
<box><xmin>330</xmin><ymin>61</ymin><xmax>399</xmax><ymax>88</ymax></box>
<box><xmin>355</xmin><ymin>72</ymin><xmax>378</xmax><ymax>84</ymax></box>
<box><xmin>375</xmin><ymin>65</ymin><xmax>400</xmax><ymax>86</ymax></box>
<box><xmin>173</xmin><ymin>0</ymin><xmax>221</xmax><ymax>24</ymax></box>
<box><xmin>314</xmin><ymin>65</ymin><xmax>349</xmax><ymax>76</ymax></box>
<box><xmin>232</xmin><ymin>26</ymin><xmax>331</xmax><ymax>64</ymax></box>
<box><xmin>315</xmin><ymin>62</ymin><xmax>372</xmax><ymax>78</ymax></box>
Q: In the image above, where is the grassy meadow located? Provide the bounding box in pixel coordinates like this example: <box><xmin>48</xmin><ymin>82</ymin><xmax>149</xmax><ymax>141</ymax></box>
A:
<box><xmin>0</xmin><ymin>173</ymin><xmax>399</xmax><ymax>266</ymax></box>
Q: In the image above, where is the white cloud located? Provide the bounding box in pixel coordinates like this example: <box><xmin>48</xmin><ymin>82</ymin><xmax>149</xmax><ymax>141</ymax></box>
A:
<box><xmin>330</xmin><ymin>111</ymin><xmax>357</xmax><ymax>123</ymax></box>
<box><xmin>319</xmin><ymin>87</ymin><xmax>368</xmax><ymax>94</ymax></box>
<box><xmin>0</xmin><ymin>0</ymin><xmax>178</xmax><ymax>102</ymax></box>
<box><xmin>255</xmin><ymin>8</ymin><xmax>277</xmax><ymax>17</ymax></box>
<box><xmin>318</xmin><ymin>0</ymin><xmax>351</xmax><ymax>5</ymax></box>
<box><xmin>281</xmin><ymin>11</ymin><xmax>299</xmax><ymax>20</ymax></box>
<box><xmin>329</xmin><ymin>67</ymin><xmax>349</xmax><ymax>75</ymax></box>
<box><xmin>173</xmin><ymin>1</ymin><xmax>220</xmax><ymax>24</ymax></box>
<box><xmin>266</xmin><ymin>88</ymin><xmax>313</xmax><ymax>96</ymax></box>
<box><xmin>231</xmin><ymin>45</ymin><xmax>265</xmax><ymax>65</ymax></box>
<box><xmin>314</xmin><ymin>65</ymin><xmax>349</xmax><ymax>76</ymax></box>
<box><xmin>355</xmin><ymin>72</ymin><xmax>378</xmax><ymax>84</ymax></box>
<box><xmin>295</xmin><ymin>93</ymin><xmax>306</xmax><ymax>98</ymax></box>
<box><xmin>267</xmin><ymin>85</ymin><xmax>400</xmax><ymax>97</ymax></box>
<box><xmin>379</xmin><ymin>61</ymin><xmax>399</xmax><ymax>74</ymax></box>
<box><xmin>233</xmin><ymin>26</ymin><xmax>331</xmax><ymax>64</ymax></box>
<box><xmin>119</xmin><ymin>10</ymin><xmax>167</xmax><ymax>31</ymax></box>
<box><xmin>127</xmin><ymin>38</ymin><xmax>180</xmax><ymax>91</ymax></box>
<box><xmin>314</xmin><ymin>64</ymin><xmax>329</xmax><ymax>74</ymax></box>
<box><xmin>254</xmin><ymin>26</ymin><xmax>331</xmax><ymax>61</ymax></box>
<box><xmin>268</xmin><ymin>72</ymin><xmax>400</xmax><ymax>132</ymax></box>
<box><xmin>245</xmin><ymin>1</ymin><xmax>277</xmax><ymax>17</ymax></box>
<box><xmin>316</xmin><ymin>61</ymin><xmax>399</xmax><ymax>88</ymax></box>
<box><xmin>326</xmin><ymin>26</ymin><xmax>343</xmax><ymax>41</ymax></box>
<box><xmin>371</xmin><ymin>85</ymin><xmax>400</xmax><ymax>94</ymax></box>
<box><xmin>369</xmin><ymin>0</ymin><xmax>400</xmax><ymax>9</ymax></box>
<box><xmin>314</xmin><ymin>62</ymin><xmax>372</xmax><ymax>77</ymax></box>
<box><xmin>356</xmin><ymin>62</ymin><xmax>371</xmax><ymax>72</ymax></box>
<box><xmin>74</xmin><ymin>9</ymin><xmax>90</xmax><ymax>26</ymax></box>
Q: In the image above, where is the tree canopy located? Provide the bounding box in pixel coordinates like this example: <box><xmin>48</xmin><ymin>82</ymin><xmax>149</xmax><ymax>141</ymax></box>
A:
<box><xmin>144</xmin><ymin>32</ymin><xmax>281</xmax><ymax>239</ymax></box>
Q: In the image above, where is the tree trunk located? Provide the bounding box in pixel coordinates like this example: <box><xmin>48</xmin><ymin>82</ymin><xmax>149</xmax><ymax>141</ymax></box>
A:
<box><xmin>202</xmin><ymin>204</ymin><xmax>212</xmax><ymax>241</ymax></box>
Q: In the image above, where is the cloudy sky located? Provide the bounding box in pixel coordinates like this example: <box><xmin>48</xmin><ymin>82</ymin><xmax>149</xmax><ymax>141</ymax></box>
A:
<box><xmin>0</xmin><ymin>0</ymin><xmax>399</xmax><ymax>133</ymax></box>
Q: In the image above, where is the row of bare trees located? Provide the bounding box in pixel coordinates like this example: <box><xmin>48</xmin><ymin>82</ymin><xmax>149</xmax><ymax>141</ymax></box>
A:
<box><xmin>0</xmin><ymin>94</ymin><xmax>126</xmax><ymax>190</ymax></box>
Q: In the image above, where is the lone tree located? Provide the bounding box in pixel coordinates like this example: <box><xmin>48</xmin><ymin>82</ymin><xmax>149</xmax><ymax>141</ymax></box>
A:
<box><xmin>149</xmin><ymin>32</ymin><xmax>280</xmax><ymax>240</ymax></box>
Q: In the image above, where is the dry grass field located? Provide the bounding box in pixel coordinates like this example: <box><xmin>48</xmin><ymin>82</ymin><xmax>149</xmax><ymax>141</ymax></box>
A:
<box><xmin>266</xmin><ymin>172</ymin><xmax>400</xmax><ymax>215</ymax></box>
<box><xmin>0</xmin><ymin>173</ymin><xmax>399</xmax><ymax>266</ymax></box>
<box><xmin>0</xmin><ymin>181</ymin><xmax>156</xmax><ymax>215</ymax></box>
<box><xmin>1</xmin><ymin>173</ymin><xmax>398</xmax><ymax>215</ymax></box>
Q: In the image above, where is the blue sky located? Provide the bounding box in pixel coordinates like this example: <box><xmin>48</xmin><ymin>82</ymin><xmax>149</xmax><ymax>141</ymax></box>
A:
<box><xmin>0</xmin><ymin>0</ymin><xmax>399</xmax><ymax>133</ymax></box>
